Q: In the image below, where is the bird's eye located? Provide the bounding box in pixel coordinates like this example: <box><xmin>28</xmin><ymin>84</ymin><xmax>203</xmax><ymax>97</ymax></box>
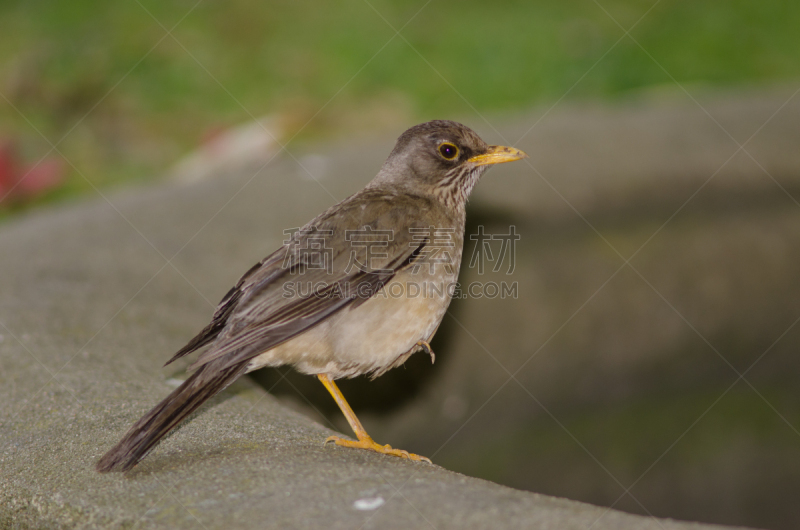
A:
<box><xmin>438</xmin><ymin>142</ymin><xmax>459</xmax><ymax>160</ymax></box>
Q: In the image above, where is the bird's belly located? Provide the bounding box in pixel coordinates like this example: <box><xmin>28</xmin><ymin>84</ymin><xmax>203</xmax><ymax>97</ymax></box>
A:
<box><xmin>246</xmin><ymin>273</ymin><xmax>454</xmax><ymax>379</ymax></box>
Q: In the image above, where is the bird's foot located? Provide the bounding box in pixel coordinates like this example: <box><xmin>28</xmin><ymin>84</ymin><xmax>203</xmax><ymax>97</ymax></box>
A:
<box><xmin>324</xmin><ymin>435</ymin><xmax>431</xmax><ymax>463</ymax></box>
<box><xmin>416</xmin><ymin>340</ymin><xmax>435</xmax><ymax>364</ymax></box>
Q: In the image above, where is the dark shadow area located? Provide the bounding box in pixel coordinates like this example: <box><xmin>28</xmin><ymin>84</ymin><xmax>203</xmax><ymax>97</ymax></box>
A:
<box><xmin>248</xmin><ymin>345</ymin><xmax>449</xmax><ymax>417</ymax></box>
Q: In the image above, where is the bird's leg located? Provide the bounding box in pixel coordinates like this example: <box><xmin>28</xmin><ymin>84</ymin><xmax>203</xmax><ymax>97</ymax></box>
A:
<box><xmin>317</xmin><ymin>374</ymin><xmax>431</xmax><ymax>463</ymax></box>
<box><xmin>416</xmin><ymin>340</ymin><xmax>435</xmax><ymax>364</ymax></box>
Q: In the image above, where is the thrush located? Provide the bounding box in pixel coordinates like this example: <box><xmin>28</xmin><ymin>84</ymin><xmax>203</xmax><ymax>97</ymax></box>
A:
<box><xmin>96</xmin><ymin>120</ymin><xmax>527</xmax><ymax>472</ymax></box>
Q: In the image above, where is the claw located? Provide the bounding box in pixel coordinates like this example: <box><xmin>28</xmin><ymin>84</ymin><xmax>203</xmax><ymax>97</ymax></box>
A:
<box><xmin>325</xmin><ymin>434</ymin><xmax>431</xmax><ymax>463</ymax></box>
<box><xmin>416</xmin><ymin>340</ymin><xmax>435</xmax><ymax>364</ymax></box>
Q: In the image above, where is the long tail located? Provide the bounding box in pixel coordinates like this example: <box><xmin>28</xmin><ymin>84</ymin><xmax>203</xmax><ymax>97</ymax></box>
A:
<box><xmin>96</xmin><ymin>361</ymin><xmax>246</xmax><ymax>472</ymax></box>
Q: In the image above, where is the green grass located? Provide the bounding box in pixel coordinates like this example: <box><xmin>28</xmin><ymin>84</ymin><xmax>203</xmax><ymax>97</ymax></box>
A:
<box><xmin>0</xmin><ymin>0</ymin><xmax>798</xmax><ymax>211</ymax></box>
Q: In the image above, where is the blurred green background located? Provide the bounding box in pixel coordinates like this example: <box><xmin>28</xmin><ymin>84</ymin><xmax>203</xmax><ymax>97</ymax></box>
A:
<box><xmin>1</xmin><ymin>0</ymin><xmax>798</xmax><ymax>216</ymax></box>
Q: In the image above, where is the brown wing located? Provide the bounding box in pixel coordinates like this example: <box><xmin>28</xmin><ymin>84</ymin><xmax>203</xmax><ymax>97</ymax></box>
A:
<box><xmin>177</xmin><ymin>190</ymin><xmax>438</xmax><ymax>372</ymax></box>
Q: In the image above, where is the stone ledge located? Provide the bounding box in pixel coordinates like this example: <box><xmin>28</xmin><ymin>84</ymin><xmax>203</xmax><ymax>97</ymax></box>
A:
<box><xmin>2</xmin><ymin>90</ymin><xmax>787</xmax><ymax>528</ymax></box>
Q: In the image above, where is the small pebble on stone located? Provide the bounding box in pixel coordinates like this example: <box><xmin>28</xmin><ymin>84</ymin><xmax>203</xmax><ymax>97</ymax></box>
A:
<box><xmin>353</xmin><ymin>497</ymin><xmax>385</xmax><ymax>511</ymax></box>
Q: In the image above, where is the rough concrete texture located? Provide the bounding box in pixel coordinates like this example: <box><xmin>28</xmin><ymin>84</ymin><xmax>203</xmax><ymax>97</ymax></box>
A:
<box><xmin>4</xmin><ymin>86</ymin><xmax>798</xmax><ymax>529</ymax></box>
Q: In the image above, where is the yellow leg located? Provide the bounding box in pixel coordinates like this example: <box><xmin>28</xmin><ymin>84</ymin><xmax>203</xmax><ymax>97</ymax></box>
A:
<box><xmin>317</xmin><ymin>374</ymin><xmax>431</xmax><ymax>463</ymax></box>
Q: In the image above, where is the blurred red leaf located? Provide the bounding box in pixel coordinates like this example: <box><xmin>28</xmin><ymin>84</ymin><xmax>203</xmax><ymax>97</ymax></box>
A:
<box><xmin>17</xmin><ymin>159</ymin><xmax>65</xmax><ymax>197</ymax></box>
<box><xmin>0</xmin><ymin>139</ymin><xmax>65</xmax><ymax>205</ymax></box>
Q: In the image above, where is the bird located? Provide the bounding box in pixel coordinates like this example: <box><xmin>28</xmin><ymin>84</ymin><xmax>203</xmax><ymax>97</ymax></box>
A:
<box><xmin>96</xmin><ymin>120</ymin><xmax>527</xmax><ymax>472</ymax></box>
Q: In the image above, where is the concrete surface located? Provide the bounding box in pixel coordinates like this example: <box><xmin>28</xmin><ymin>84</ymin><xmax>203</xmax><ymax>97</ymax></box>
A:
<box><xmin>4</xmin><ymin>86</ymin><xmax>797</xmax><ymax>529</ymax></box>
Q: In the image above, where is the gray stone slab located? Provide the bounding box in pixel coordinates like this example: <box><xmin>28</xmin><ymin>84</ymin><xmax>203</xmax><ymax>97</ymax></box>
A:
<box><xmin>4</xmin><ymin>87</ymin><xmax>792</xmax><ymax>529</ymax></box>
<box><xmin>0</xmin><ymin>191</ymin><xmax>729</xmax><ymax>530</ymax></box>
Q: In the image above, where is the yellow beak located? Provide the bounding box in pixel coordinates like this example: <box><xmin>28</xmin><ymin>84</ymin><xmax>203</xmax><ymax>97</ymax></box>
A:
<box><xmin>467</xmin><ymin>145</ymin><xmax>528</xmax><ymax>167</ymax></box>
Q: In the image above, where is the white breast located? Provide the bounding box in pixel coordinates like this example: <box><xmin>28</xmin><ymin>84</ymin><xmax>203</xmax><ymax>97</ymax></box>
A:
<box><xmin>245</xmin><ymin>267</ymin><xmax>456</xmax><ymax>379</ymax></box>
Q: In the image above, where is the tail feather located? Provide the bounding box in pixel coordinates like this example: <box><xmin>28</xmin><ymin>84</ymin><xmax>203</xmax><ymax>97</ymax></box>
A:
<box><xmin>163</xmin><ymin>321</ymin><xmax>223</xmax><ymax>366</ymax></box>
<box><xmin>163</xmin><ymin>287</ymin><xmax>244</xmax><ymax>367</ymax></box>
<box><xmin>96</xmin><ymin>361</ymin><xmax>246</xmax><ymax>472</ymax></box>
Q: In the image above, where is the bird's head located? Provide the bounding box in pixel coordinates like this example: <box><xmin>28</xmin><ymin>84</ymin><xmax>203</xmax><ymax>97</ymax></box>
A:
<box><xmin>370</xmin><ymin>120</ymin><xmax>527</xmax><ymax>211</ymax></box>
